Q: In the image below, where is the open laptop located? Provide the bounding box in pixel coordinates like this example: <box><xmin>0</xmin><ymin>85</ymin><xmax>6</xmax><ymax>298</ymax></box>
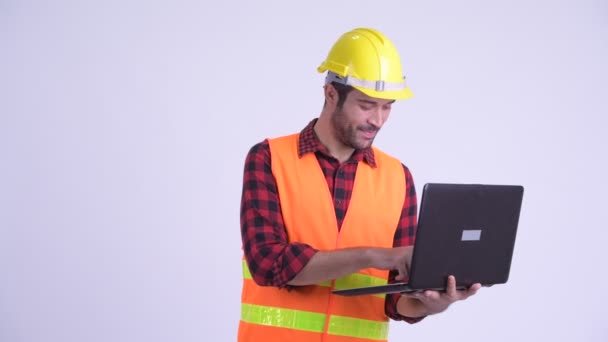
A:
<box><xmin>332</xmin><ymin>183</ymin><xmax>524</xmax><ymax>296</ymax></box>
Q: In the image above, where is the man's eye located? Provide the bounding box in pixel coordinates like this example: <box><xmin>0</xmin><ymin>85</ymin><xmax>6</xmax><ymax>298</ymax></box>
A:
<box><xmin>360</xmin><ymin>106</ymin><xmax>372</xmax><ymax>111</ymax></box>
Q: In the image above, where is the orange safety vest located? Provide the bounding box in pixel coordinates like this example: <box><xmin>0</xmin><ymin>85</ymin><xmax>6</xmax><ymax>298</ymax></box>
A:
<box><xmin>239</xmin><ymin>133</ymin><xmax>405</xmax><ymax>342</ymax></box>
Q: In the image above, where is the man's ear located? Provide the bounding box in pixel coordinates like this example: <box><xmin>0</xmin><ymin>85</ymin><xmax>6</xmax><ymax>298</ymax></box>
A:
<box><xmin>324</xmin><ymin>84</ymin><xmax>338</xmax><ymax>106</ymax></box>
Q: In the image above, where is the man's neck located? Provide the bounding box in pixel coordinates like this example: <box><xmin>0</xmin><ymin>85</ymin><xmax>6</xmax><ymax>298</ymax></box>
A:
<box><xmin>313</xmin><ymin>117</ymin><xmax>355</xmax><ymax>163</ymax></box>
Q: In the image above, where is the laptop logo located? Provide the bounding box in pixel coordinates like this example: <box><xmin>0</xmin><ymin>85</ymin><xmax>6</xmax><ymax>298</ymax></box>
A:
<box><xmin>461</xmin><ymin>229</ymin><xmax>482</xmax><ymax>241</ymax></box>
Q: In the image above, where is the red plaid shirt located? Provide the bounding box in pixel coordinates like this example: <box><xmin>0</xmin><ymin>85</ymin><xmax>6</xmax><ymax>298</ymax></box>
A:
<box><xmin>240</xmin><ymin>119</ymin><xmax>421</xmax><ymax>322</ymax></box>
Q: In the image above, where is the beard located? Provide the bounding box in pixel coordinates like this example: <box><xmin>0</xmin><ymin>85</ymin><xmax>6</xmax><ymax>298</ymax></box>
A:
<box><xmin>330</xmin><ymin>107</ymin><xmax>379</xmax><ymax>150</ymax></box>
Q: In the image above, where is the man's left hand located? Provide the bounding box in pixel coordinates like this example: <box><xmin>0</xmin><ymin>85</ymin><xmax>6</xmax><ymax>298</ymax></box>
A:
<box><xmin>402</xmin><ymin>275</ymin><xmax>481</xmax><ymax>315</ymax></box>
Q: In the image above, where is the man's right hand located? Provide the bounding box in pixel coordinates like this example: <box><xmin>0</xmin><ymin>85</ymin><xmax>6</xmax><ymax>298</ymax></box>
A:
<box><xmin>287</xmin><ymin>246</ymin><xmax>413</xmax><ymax>286</ymax></box>
<box><xmin>368</xmin><ymin>246</ymin><xmax>413</xmax><ymax>281</ymax></box>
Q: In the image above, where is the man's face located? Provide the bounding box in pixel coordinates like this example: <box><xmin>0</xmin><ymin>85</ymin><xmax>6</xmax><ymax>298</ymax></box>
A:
<box><xmin>330</xmin><ymin>88</ymin><xmax>394</xmax><ymax>150</ymax></box>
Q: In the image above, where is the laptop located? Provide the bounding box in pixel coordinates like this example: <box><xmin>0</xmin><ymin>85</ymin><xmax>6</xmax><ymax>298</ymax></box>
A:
<box><xmin>332</xmin><ymin>183</ymin><xmax>524</xmax><ymax>296</ymax></box>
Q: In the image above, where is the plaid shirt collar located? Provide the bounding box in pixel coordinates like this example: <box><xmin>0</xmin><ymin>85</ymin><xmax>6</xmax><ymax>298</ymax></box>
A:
<box><xmin>297</xmin><ymin>119</ymin><xmax>377</xmax><ymax>167</ymax></box>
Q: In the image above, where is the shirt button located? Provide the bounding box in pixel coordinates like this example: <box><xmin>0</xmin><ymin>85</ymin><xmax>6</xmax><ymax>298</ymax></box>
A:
<box><xmin>336</xmin><ymin>200</ymin><xmax>342</xmax><ymax>205</ymax></box>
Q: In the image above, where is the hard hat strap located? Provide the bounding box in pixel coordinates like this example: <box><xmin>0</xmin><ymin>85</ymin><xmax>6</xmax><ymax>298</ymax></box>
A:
<box><xmin>325</xmin><ymin>71</ymin><xmax>407</xmax><ymax>92</ymax></box>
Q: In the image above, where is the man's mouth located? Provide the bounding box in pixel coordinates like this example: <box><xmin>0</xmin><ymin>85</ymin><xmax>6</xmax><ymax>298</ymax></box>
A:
<box><xmin>359</xmin><ymin>128</ymin><xmax>378</xmax><ymax>140</ymax></box>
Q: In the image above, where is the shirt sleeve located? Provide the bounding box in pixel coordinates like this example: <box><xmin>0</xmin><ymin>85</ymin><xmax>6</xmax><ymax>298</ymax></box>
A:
<box><xmin>384</xmin><ymin>164</ymin><xmax>425</xmax><ymax>323</ymax></box>
<box><xmin>240</xmin><ymin>140</ymin><xmax>318</xmax><ymax>288</ymax></box>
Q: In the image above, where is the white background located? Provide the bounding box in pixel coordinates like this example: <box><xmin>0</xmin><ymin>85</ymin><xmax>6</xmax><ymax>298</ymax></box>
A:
<box><xmin>1</xmin><ymin>0</ymin><xmax>607</xmax><ymax>341</ymax></box>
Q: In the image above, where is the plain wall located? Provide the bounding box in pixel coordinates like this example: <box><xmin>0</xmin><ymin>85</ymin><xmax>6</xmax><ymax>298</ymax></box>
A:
<box><xmin>1</xmin><ymin>0</ymin><xmax>607</xmax><ymax>341</ymax></box>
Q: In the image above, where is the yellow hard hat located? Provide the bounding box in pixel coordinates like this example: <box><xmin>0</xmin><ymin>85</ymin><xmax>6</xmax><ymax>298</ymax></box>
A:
<box><xmin>317</xmin><ymin>28</ymin><xmax>413</xmax><ymax>100</ymax></box>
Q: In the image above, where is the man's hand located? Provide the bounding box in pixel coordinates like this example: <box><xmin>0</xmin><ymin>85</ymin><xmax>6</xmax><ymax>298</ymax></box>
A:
<box><xmin>368</xmin><ymin>246</ymin><xmax>413</xmax><ymax>281</ymax></box>
<box><xmin>399</xmin><ymin>275</ymin><xmax>481</xmax><ymax>316</ymax></box>
<box><xmin>288</xmin><ymin>246</ymin><xmax>413</xmax><ymax>286</ymax></box>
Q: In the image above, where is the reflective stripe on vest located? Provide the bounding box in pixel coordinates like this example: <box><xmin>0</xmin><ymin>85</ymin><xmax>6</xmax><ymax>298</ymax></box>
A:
<box><xmin>241</xmin><ymin>303</ymin><xmax>389</xmax><ymax>341</ymax></box>
<box><xmin>242</xmin><ymin>260</ymin><xmax>387</xmax><ymax>298</ymax></box>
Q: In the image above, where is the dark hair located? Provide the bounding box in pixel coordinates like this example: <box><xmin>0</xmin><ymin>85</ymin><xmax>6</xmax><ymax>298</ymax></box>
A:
<box><xmin>325</xmin><ymin>82</ymin><xmax>355</xmax><ymax>109</ymax></box>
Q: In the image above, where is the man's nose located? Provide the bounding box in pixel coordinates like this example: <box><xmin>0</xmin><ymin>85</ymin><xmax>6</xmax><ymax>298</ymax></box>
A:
<box><xmin>368</xmin><ymin>108</ymin><xmax>384</xmax><ymax>128</ymax></box>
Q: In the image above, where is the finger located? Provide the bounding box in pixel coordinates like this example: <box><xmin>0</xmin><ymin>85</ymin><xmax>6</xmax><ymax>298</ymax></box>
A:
<box><xmin>395</xmin><ymin>267</ymin><xmax>406</xmax><ymax>281</ymax></box>
<box><xmin>470</xmin><ymin>283</ymin><xmax>482</xmax><ymax>292</ymax></box>
<box><xmin>423</xmin><ymin>290</ymin><xmax>439</xmax><ymax>300</ymax></box>
<box><xmin>402</xmin><ymin>291</ymin><xmax>425</xmax><ymax>299</ymax></box>
<box><xmin>396</xmin><ymin>262</ymin><xmax>409</xmax><ymax>281</ymax></box>
<box><xmin>401</xmin><ymin>292</ymin><xmax>419</xmax><ymax>299</ymax></box>
<box><xmin>465</xmin><ymin>283</ymin><xmax>482</xmax><ymax>298</ymax></box>
<box><xmin>445</xmin><ymin>275</ymin><xmax>457</xmax><ymax>298</ymax></box>
<box><xmin>458</xmin><ymin>283</ymin><xmax>481</xmax><ymax>300</ymax></box>
<box><xmin>407</xmin><ymin>290</ymin><xmax>438</xmax><ymax>304</ymax></box>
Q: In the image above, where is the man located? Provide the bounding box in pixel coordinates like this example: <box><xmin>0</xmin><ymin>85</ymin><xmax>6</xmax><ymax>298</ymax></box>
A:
<box><xmin>238</xmin><ymin>28</ymin><xmax>481</xmax><ymax>342</ymax></box>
